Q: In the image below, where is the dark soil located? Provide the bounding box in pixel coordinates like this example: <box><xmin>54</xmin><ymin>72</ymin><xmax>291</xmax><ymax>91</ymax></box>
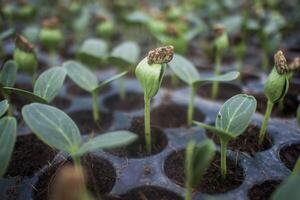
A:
<box><xmin>253</xmin><ymin>93</ymin><xmax>299</xmax><ymax>118</ymax></box>
<box><xmin>109</xmin><ymin>117</ymin><xmax>168</xmax><ymax>158</ymax></box>
<box><xmin>151</xmin><ymin>103</ymin><xmax>205</xmax><ymax>128</ymax></box>
<box><xmin>51</xmin><ymin>97</ymin><xmax>71</xmax><ymax>110</ymax></box>
<box><xmin>161</xmin><ymin>75</ymin><xmax>186</xmax><ymax>89</ymax></box>
<box><xmin>33</xmin><ymin>154</ymin><xmax>116</xmax><ymax>200</ymax></box>
<box><xmin>69</xmin><ymin>111</ymin><xmax>113</xmax><ymax>135</ymax></box>
<box><xmin>206</xmin><ymin>125</ymin><xmax>272</xmax><ymax>156</ymax></box>
<box><xmin>279</xmin><ymin>143</ymin><xmax>300</xmax><ymax>170</ymax></box>
<box><xmin>164</xmin><ymin>150</ymin><xmax>244</xmax><ymax>194</ymax></box>
<box><xmin>104</xmin><ymin>92</ymin><xmax>144</xmax><ymax>111</ymax></box>
<box><xmin>4</xmin><ymin>134</ymin><xmax>57</xmax><ymax>177</ymax></box>
<box><xmin>241</xmin><ymin>73</ymin><xmax>260</xmax><ymax>84</ymax></box>
<box><xmin>66</xmin><ymin>82</ymin><xmax>111</xmax><ymax>97</ymax></box>
<box><xmin>197</xmin><ymin>82</ymin><xmax>242</xmax><ymax>101</ymax></box>
<box><xmin>248</xmin><ymin>180</ymin><xmax>282</xmax><ymax>200</ymax></box>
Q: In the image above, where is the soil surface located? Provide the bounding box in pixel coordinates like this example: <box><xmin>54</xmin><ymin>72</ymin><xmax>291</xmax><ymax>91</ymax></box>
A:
<box><xmin>164</xmin><ymin>150</ymin><xmax>244</xmax><ymax>194</ymax></box>
<box><xmin>279</xmin><ymin>143</ymin><xmax>300</xmax><ymax>170</ymax></box>
<box><xmin>151</xmin><ymin>103</ymin><xmax>205</xmax><ymax>128</ymax></box>
<box><xmin>197</xmin><ymin>82</ymin><xmax>242</xmax><ymax>101</ymax></box>
<box><xmin>33</xmin><ymin>154</ymin><xmax>116</xmax><ymax>200</ymax></box>
<box><xmin>248</xmin><ymin>180</ymin><xmax>282</xmax><ymax>200</ymax></box>
<box><xmin>51</xmin><ymin>97</ymin><xmax>71</xmax><ymax>110</ymax></box>
<box><xmin>69</xmin><ymin>111</ymin><xmax>113</xmax><ymax>134</ymax></box>
<box><xmin>206</xmin><ymin>125</ymin><xmax>272</xmax><ymax>156</ymax></box>
<box><xmin>161</xmin><ymin>75</ymin><xmax>186</xmax><ymax>89</ymax></box>
<box><xmin>66</xmin><ymin>82</ymin><xmax>111</xmax><ymax>97</ymax></box>
<box><xmin>109</xmin><ymin>117</ymin><xmax>168</xmax><ymax>158</ymax></box>
<box><xmin>5</xmin><ymin>134</ymin><xmax>57</xmax><ymax>177</ymax></box>
<box><xmin>104</xmin><ymin>92</ymin><xmax>144</xmax><ymax>111</ymax></box>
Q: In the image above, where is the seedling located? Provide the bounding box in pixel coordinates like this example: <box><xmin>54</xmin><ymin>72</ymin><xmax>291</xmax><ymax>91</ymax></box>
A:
<box><xmin>0</xmin><ymin>100</ymin><xmax>17</xmax><ymax>177</ymax></box>
<box><xmin>109</xmin><ymin>41</ymin><xmax>140</xmax><ymax>99</ymax></box>
<box><xmin>185</xmin><ymin>139</ymin><xmax>215</xmax><ymax>200</ymax></box>
<box><xmin>135</xmin><ymin>45</ymin><xmax>174</xmax><ymax>154</ymax></box>
<box><xmin>13</xmin><ymin>34</ymin><xmax>38</xmax><ymax>83</ymax></box>
<box><xmin>22</xmin><ymin>103</ymin><xmax>137</xmax><ymax>199</ymax></box>
<box><xmin>211</xmin><ymin>24</ymin><xmax>229</xmax><ymax>100</ymax></box>
<box><xmin>169</xmin><ymin>54</ymin><xmax>240</xmax><ymax>126</ymax></box>
<box><xmin>95</xmin><ymin>15</ymin><xmax>114</xmax><ymax>39</ymax></box>
<box><xmin>258</xmin><ymin>51</ymin><xmax>299</xmax><ymax>145</ymax></box>
<box><xmin>63</xmin><ymin>60</ymin><xmax>127</xmax><ymax>121</ymax></box>
<box><xmin>194</xmin><ymin>94</ymin><xmax>256</xmax><ymax>178</ymax></box>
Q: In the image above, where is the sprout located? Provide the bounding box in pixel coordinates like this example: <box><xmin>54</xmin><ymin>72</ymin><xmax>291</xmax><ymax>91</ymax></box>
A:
<box><xmin>169</xmin><ymin>54</ymin><xmax>239</xmax><ymax>126</ymax></box>
<box><xmin>258</xmin><ymin>51</ymin><xmax>299</xmax><ymax>145</ymax></box>
<box><xmin>194</xmin><ymin>94</ymin><xmax>256</xmax><ymax>178</ymax></box>
<box><xmin>95</xmin><ymin>15</ymin><xmax>114</xmax><ymax>39</ymax></box>
<box><xmin>185</xmin><ymin>139</ymin><xmax>215</xmax><ymax>200</ymax></box>
<box><xmin>63</xmin><ymin>60</ymin><xmax>127</xmax><ymax>121</ymax></box>
<box><xmin>0</xmin><ymin>100</ymin><xmax>17</xmax><ymax>177</ymax></box>
<box><xmin>13</xmin><ymin>34</ymin><xmax>38</xmax><ymax>83</ymax></box>
<box><xmin>22</xmin><ymin>103</ymin><xmax>137</xmax><ymax>199</ymax></box>
<box><xmin>211</xmin><ymin>24</ymin><xmax>229</xmax><ymax>100</ymax></box>
<box><xmin>135</xmin><ymin>45</ymin><xmax>174</xmax><ymax>154</ymax></box>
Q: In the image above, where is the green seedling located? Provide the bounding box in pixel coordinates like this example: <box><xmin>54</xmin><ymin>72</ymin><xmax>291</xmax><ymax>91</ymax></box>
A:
<box><xmin>22</xmin><ymin>103</ymin><xmax>137</xmax><ymax>199</ymax></box>
<box><xmin>95</xmin><ymin>15</ymin><xmax>114</xmax><ymax>39</ymax></box>
<box><xmin>109</xmin><ymin>41</ymin><xmax>140</xmax><ymax>99</ymax></box>
<box><xmin>233</xmin><ymin>34</ymin><xmax>246</xmax><ymax>75</ymax></box>
<box><xmin>211</xmin><ymin>24</ymin><xmax>229</xmax><ymax>100</ymax></box>
<box><xmin>63</xmin><ymin>60</ymin><xmax>127</xmax><ymax>121</ymax></box>
<box><xmin>13</xmin><ymin>34</ymin><xmax>38</xmax><ymax>83</ymax></box>
<box><xmin>0</xmin><ymin>100</ymin><xmax>17</xmax><ymax>177</ymax></box>
<box><xmin>135</xmin><ymin>45</ymin><xmax>174</xmax><ymax>154</ymax></box>
<box><xmin>258</xmin><ymin>51</ymin><xmax>299</xmax><ymax>145</ymax></box>
<box><xmin>169</xmin><ymin>54</ymin><xmax>240</xmax><ymax>126</ymax></box>
<box><xmin>185</xmin><ymin>139</ymin><xmax>215</xmax><ymax>200</ymax></box>
<box><xmin>78</xmin><ymin>38</ymin><xmax>108</xmax><ymax>68</ymax></box>
<box><xmin>194</xmin><ymin>94</ymin><xmax>256</xmax><ymax>178</ymax></box>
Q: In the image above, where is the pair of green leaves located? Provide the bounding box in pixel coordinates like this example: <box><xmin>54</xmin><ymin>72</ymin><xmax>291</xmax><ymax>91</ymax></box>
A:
<box><xmin>3</xmin><ymin>66</ymin><xmax>67</xmax><ymax>104</ymax></box>
<box><xmin>63</xmin><ymin>60</ymin><xmax>127</xmax><ymax>93</ymax></box>
<box><xmin>194</xmin><ymin>94</ymin><xmax>257</xmax><ymax>141</ymax></box>
<box><xmin>169</xmin><ymin>54</ymin><xmax>240</xmax><ymax>86</ymax></box>
<box><xmin>0</xmin><ymin>100</ymin><xmax>17</xmax><ymax>177</ymax></box>
<box><xmin>22</xmin><ymin>103</ymin><xmax>137</xmax><ymax>157</ymax></box>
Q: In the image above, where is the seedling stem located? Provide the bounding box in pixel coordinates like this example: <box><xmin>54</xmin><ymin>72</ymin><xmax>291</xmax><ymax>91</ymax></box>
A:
<box><xmin>220</xmin><ymin>139</ymin><xmax>228</xmax><ymax>178</ymax></box>
<box><xmin>259</xmin><ymin>100</ymin><xmax>274</xmax><ymax>145</ymax></box>
<box><xmin>144</xmin><ymin>96</ymin><xmax>151</xmax><ymax>154</ymax></box>
<box><xmin>92</xmin><ymin>90</ymin><xmax>99</xmax><ymax>121</ymax></box>
<box><xmin>211</xmin><ymin>52</ymin><xmax>221</xmax><ymax>100</ymax></box>
<box><xmin>187</xmin><ymin>84</ymin><xmax>196</xmax><ymax>126</ymax></box>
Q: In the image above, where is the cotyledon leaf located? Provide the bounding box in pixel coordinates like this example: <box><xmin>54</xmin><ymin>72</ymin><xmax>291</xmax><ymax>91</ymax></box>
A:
<box><xmin>195</xmin><ymin>71</ymin><xmax>240</xmax><ymax>85</ymax></box>
<box><xmin>93</xmin><ymin>71</ymin><xmax>128</xmax><ymax>92</ymax></box>
<box><xmin>0</xmin><ymin>100</ymin><xmax>9</xmax><ymax>118</ymax></box>
<box><xmin>0</xmin><ymin>60</ymin><xmax>17</xmax><ymax>87</ymax></box>
<box><xmin>2</xmin><ymin>87</ymin><xmax>48</xmax><ymax>104</ymax></box>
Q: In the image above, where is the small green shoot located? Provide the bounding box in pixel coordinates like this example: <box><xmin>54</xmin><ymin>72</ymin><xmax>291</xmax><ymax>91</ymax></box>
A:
<box><xmin>185</xmin><ymin>139</ymin><xmax>215</xmax><ymax>200</ymax></box>
<box><xmin>135</xmin><ymin>46</ymin><xmax>174</xmax><ymax>154</ymax></box>
<box><xmin>63</xmin><ymin>60</ymin><xmax>127</xmax><ymax>121</ymax></box>
<box><xmin>169</xmin><ymin>54</ymin><xmax>240</xmax><ymax>126</ymax></box>
<box><xmin>194</xmin><ymin>94</ymin><xmax>256</xmax><ymax>178</ymax></box>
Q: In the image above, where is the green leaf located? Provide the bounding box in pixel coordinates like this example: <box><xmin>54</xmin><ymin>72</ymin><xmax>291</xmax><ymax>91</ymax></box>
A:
<box><xmin>22</xmin><ymin>103</ymin><xmax>82</xmax><ymax>155</ymax></box>
<box><xmin>271</xmin><ymin>175</ymin><xmax>300</xmax><ymax>200</ymax></box>
<box><xmin>2</xmin><ymin>87</ymin><xmax>48</xmax><ymax>104</ymax></box>
<box><xmin>93</xmin><ymin>71</ymin><xmax>127</xmax><ymax>92</ymax></box>
<box><xmin>0</xmin><ymin>100</ymin><xmax>9</xmax><ymax>118</ymax></box>
<box><xmin>195</xmin><ymin>71</ymin><xmax>240</xmax><ymax>85</ymax></box>
<box><xmin>77</xmin><ymin>131</ymin><xmax>138</xmax><ymax>156</ymax></box>
<box><xmin>0</xmin><ymin>116</ymin><xmax>17</xmax><ymax>177</ymax></box>
<box><xmin>168</xmin><ymin>54</ymin><xmax>200</xmax><ymax>85</ymax></box>
<box><xmin>292</xmin><ymin>157</ymin><xmax>300</xmax><ymax>176</ymax></box>
<box><xmin>0</xmin><ymin>60</ymin><xmax>17</xmax><ymax>87</ymax></box>
<box><xmin>34</xmin><ymin>67</ymin><xmax>66</xmax><ymax>102</ymax></box>
<box><xmin>79</xmin><ymin>38</ymin><xmax>108</xmax><ymax>61</ymax></box>
<box><xmin>109</xmin><ymin>41</ymin><xmax>140</xmax><ymax>67</ymax></box>
<box><xmin>126</xmin><ymin>11</ymin><xmax>150</xmax><ymax>23</ymax></box>
<box><xmin>63</xmin><ymin>60</ymin><xmax>98</xmax><ymax>92</ymax></box>
<box><xmin>216</xmin><ymin>94</ymin><xmax>257</xmax><ymax>137</ymax></box>
<box><xmin>193</xmin><ymin>121</ymin><xmax>234</xmax><ymax>141</ymax></box>
<box><xmin>135</xmin><ymin>57</ymin><xmax>165</xmax><ymax>98</ymax></box>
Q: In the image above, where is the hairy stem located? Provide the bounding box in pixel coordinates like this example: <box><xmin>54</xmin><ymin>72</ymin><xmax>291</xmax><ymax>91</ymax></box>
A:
<box><xmin>187</xmin><ymin>84</ymin><xmax>196</xmax><ymax>126</ymax></box>
<box><xmin>144</xmin><ymin>96</ymin><xmax>151</xmax><ymax>154</ymax></box>
<box><xmin>259</xmin><ymin>100</ymin><xmax>274</xmax><ymax>145</ymax></box>
<box><xmin>91</xmin><ymin>90</ymin><xmax>100</xmax><ymax>121</ymax></box>
<box><xmin>220</xmin><ymin>139</ymin><xmax>228</xmax><ymax>179</ymax></box>
<box><xmin>211</xmin><ymin>52</ymin><xmax>221</xmax><ymax>100</ymax></box>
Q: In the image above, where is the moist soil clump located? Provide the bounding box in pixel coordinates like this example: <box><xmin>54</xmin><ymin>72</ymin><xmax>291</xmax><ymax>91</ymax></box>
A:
<box><xmin>248</xmin><ymin>180</ymin><xmax>281</xmax><ymax>200</ymax></box>
<box><xmin>198</xmin><ymin>83</ymin><xmax>242</xmax><ymax>101</ymax></box>
<box><xmin>279</xmin><ymin>143</ymin><xmax>300</xmax><ymax>170</ymax></box>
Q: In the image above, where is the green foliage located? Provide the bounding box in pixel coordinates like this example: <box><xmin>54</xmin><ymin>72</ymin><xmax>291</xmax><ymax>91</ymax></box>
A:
<box><xmin>0</xmin><ymin>100</ymin><xmax>9</xmax><ymax>117</ymax></box>
<box><xmin>22</xmin><ymin>103</ymin><xmax>137</xmax><ymax>156</ymax></box>
<box><xmin>2</xmin><ymin>87</ymin><xmax>48</xmax><ymax>104</ymax></box>
<box><xmin>96</xmin><ymin>20</ymin><xmax>114</xmax><ymax>39</ymax></box>
<box><xmin>0</xmin><ymin>60</ymin><xmax>17</xmax><ymax>87</ymax></box>
<box><xmin>0</xmin><ymin>116</ymin><xmax>17</xmax><ymax>177</ymax></box>
<box><xmin>39</xmin><ymin>28</ymin><xmax>64</xmax><ymax>51</ymax></box>
<box><xmin>271</xmin><ymin>175</ymin><xmax>300</xmax><ymax>200</ymax></box>
<box><xmin>109</xmin><ymin>41</ymin><xmax>140</xmax><ymax>67</ymax></box>
<box><xmin>13</xmin><ymin>47</ymin><xmax>37</xmax><ymax>74</ymax></box>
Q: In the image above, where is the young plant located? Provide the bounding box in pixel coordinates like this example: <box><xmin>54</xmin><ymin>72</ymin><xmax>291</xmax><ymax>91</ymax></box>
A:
<box><xmin>185</xmin><ymin>139</ymin><xmax>215</xmax><ymax>200</ymax></box>
<box><xmin>211</xmin><ymin>24</ymin><xmax>229</xmax><ymax>100</ymax></box>
<box><xmin>22</xmin><ymin>103</ymin><xmax>137</xmax><ymax>199</ymax></box>
<box><xmin>135</xmin><ymin>45</ymin><xmax>174</xmax><ymax>154</ymax></box>
<box><xmin>63</xmin><ymin>60</ymin><xmax>127</xmax><ymax>121</ymax></box>
<box><xmin>95</xmin><ymin>15</ymin><xmax>114</xmax><ymax>39</ymax></box>
<box><xmin>194</xmin><ymin>94</ymin><xmax>256</xmax><ymax>178</ymax></box>
<box><xmin>109</xmin><ymin>41</ymin><xmax>140</xmax><ymax>99</ymax></box>
<box><xmin>258</xmin><ymin>51</ymin><xmax>299</xmax><ymax>145</ymax></box>
<box><xmin>0</xmin><ymin>100</ymin><xmax>17</xmax><ymax>177</ymax></box>
<box><xmin>169</xmin><ymin>54</ymin><xmax>240</xmax><ymax>126</ymax></box>
<box><xmin>13</xmin><ymin>34</ymin><xmax>38</xmax><ymax>83</ymax></box>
